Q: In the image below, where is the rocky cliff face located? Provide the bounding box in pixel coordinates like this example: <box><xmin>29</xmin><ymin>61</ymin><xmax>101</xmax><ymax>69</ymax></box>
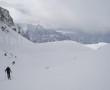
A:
<box><xmin>0</xmin><ymin>7</ymin><xmax>14</xmax><ymax>27</ymax></box>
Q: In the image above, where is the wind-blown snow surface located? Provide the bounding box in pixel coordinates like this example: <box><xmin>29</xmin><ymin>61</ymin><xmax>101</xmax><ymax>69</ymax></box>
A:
<box><xmin>85</xmin><ymin>42</ymin><xmax>107</xmax><ymax>50</ymax></box>
<box><xmin>0</xmin><ymin>26</ymin><xmax>110</xmax><ymax>90</ymax></box>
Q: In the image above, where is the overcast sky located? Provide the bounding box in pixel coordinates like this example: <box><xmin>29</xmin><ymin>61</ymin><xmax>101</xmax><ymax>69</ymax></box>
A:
<box><xmin>0</xmin><ymin>0</ymin><xmax>110</xmax><ymax>31</ymax></box>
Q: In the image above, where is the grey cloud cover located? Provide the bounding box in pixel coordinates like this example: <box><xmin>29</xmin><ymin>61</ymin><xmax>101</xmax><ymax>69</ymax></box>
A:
<box><xmin>0</xmin><ymin>0</ymin><xmax>110</xmax><ymax>31</ymax></box>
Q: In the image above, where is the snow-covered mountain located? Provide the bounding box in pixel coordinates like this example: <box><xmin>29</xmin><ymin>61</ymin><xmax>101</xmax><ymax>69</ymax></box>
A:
<box><xmin>1</xmin><ymin>23</ymin><xmax>110</xmax><ymax>90</ymax></box>
<box><xmin>17</xmin><ymin>23</ymin><xmax>110</xmax><ymax>44</ymax></box>
<box><xmin>0</xmin><ymin>6</ymin><xmax>110</xmax><ymax>90</ymax></box>
<box><xmin>17</xmin><ymin>23</ymin><xmax>70</xmax><ymax>43</ymax></box>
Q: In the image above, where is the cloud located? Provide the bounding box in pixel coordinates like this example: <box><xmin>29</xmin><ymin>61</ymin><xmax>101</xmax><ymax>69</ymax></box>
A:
<box><xmin>1</xmin><ymin>0</ymin><xmax>110</xmax><ymax>31</ymax></box>
<box><xmin>0</xmin><ymin>1</ymin><xmax>30</xmax><ymax>14</ymax></box>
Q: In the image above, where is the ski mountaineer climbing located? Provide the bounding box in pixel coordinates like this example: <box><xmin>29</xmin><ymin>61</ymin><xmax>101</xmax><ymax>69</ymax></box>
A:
<box><xmin>12</xmin><ymin>61</ymin><xmax>15</xmax><ymax>65</ymax></box>
<box><xmin>5</xmin><ymin>66</ymin><xmax>12</xmax><ymax>80</ymax></box>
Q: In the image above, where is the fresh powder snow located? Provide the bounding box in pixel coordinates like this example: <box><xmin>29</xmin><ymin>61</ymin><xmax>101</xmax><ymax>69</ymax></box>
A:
<box><xmin>0</xmin><ymin>24</ymin><xmax>110</xmax><ymax>90</ymax></box>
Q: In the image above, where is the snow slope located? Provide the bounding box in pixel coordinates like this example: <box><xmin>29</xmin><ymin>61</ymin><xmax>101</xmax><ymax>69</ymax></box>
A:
<box><xmin>85</xmin><ymin>42</ymin><xmax>107</xmax><ymax>50</ymax></box>
<box><xmin>0</xmin><ymin>25</ymin><xmax>110</xmax><ymax>90</ymax></box>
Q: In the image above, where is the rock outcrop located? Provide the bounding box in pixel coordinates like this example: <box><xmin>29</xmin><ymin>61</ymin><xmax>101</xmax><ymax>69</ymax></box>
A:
<box><xmin>0</xmin><ymin>6</ymin><xmax>14</xmax><ymax>27</ymax></box>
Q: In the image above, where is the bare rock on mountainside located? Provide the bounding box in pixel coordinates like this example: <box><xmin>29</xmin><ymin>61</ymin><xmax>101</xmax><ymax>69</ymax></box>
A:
<box><xmin>0</xmin><ymin>6</ymin><xmax>14</xmax><ymax>27</ymax></box>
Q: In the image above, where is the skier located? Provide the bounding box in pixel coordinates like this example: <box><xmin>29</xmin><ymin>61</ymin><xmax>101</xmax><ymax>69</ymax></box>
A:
<box><xmin>5</xmin><ymin>66</ymin><xmax>12</xmax><ymax>80</ymax></box>
<box><xmin>4</xmin><ymin>53</ymin><xmax>7</xmax><ymax>56</ymax></box>
<box><xmin>12</xmin><ymin>61</ymin><xmax>15</xmax><ymax>65</ymax></box>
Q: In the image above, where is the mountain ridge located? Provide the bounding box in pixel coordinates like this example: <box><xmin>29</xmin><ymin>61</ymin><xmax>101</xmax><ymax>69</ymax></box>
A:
<box><xmin>17</xmin><ymin>23</ymin><xmax>110</xmax><ymax>44</ymax></box>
